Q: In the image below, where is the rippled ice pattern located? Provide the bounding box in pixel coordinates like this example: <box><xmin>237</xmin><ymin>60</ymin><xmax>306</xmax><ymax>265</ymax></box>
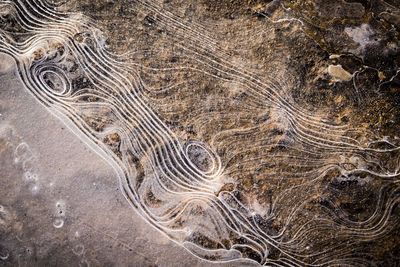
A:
<box><xmin>1</xmin><ymin>0</ymin><xmax>400</xmax><ymax>266</ymax></box>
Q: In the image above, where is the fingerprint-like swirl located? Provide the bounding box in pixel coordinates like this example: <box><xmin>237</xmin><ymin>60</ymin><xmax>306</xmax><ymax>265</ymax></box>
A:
<box><xmin>1</xmin><ymin>0</ymin><xmax>399</xmax><ymax>266</ymax></box>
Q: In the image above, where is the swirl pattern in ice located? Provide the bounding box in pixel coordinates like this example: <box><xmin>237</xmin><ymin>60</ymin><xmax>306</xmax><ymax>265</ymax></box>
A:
<box><xmin>1</xmin><ymin>0</ymin><xmax>400</xmax><ymax>265</ymax></box>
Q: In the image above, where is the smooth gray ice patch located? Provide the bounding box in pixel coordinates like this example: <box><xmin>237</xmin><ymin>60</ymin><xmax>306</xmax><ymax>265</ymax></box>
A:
<box><xmin>345</xmin><ymin>24</ymin><xmax>378</xmax><ymax>56</ymax></box>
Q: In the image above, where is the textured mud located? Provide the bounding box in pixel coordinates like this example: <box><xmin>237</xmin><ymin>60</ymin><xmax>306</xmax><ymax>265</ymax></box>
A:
<box><xmin>1</xmin><ymin>0</ymin><xmax>400</xmax><ymax>266</ymax></box>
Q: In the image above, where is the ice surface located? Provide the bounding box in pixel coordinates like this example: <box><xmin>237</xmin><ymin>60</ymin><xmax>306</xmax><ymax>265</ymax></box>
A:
<box><xmin>0</xmin><ymin>53</ymin><xmax>255</xmax><ymax>266</ymax></box>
